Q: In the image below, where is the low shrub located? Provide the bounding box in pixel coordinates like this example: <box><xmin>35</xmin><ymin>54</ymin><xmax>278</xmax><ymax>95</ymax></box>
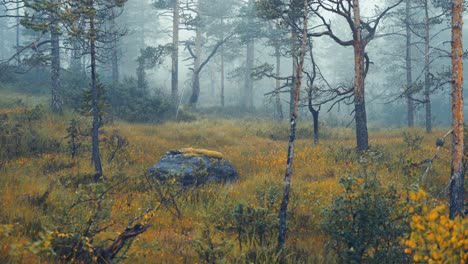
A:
<box><xmin>322</xmin><ymin>172</ymin><xmax>410</xmax><ymax>263</ymax></box>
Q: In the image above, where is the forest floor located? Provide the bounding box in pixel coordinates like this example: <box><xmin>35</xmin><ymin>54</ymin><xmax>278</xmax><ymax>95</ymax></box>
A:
<box><xmin>0</xmin><ymin>99</ymin><xmax>454</xmax><ymax>262</ymax></box>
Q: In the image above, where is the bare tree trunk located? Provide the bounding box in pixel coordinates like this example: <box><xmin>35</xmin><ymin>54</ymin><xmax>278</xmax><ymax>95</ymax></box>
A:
<box><xmin>171</xmin><ymin>0</ymin><xmax>179</xmax><ymax>105</ymax></box>
<box><xmin>220</xmin><ymin>42</ymin><xmax>225</xmax><ymax>107</ymax></box>
<box><xmin>70</xmin><ymin>39</ymin><xmax>82</xmax><ymax>72</ymax></box>
<box><xmin>275</xmin><ymin>46</ymin><xmax>283</xmax><ymax>120</ymax></box>
<box><xmin>136</xmin><ymin>60</ymin><xmax>146</xmax><ymax>91</ymax></box>
<box><xmin>189</xmin><ymin>25</ymin><xmax>202</xmax><ymax>106</ymax></box>
<box><xmin>110</xmin><ymin>8</ymin><xmax>119</xmax><ymax>86</ymax></box>
<box><xmin>0</xmin><ymin>23</ymin><xmax>4</xmax><ymax>61</ymax></box>
<box><xmin>90</xmin><ymin>0</ymin><xmax>103</xmax><ymax>181</ymax></box>
<box><xmin>50</xmin><ymin>20</ymin><xmax>63</xmax><ymax>113</ymax></box>
<box><xmin>424</xmin><ymin>0</ymin><xmax>432</xmax><ymax>133</ymax></box>
<box><xmin>15</xmin><ymin>1</ymin><xmax>20</xmax><ymax>65</ymax></box>
<box><xmin>290</xmin><ymin>56</ymin><xmax>296</xmax><ymax>118</ymax></box>
<box><xmin>277</xmin><ymin>0</ymin><xmax>308</xmax><ymax>251</ymax></box>
<box><xmin>243</xmin><ymin>0</ymin><xmax>255</xmax><ymax>111</ymax></box>
<box><xmin>312</xmin><ymin>111</ymin><xmax>319</xmax><ymax>144</ymax></box>
<box><xmin>210</xmin><ymin>68</ymin><xmax>215</xmax><ymax>97</ymax></box>
<box><xmin>244</xmin><ymin>39</ymin><xmax>254</xmax><ymax>110</ymax></box>
<box><xmin>405</xmin><ymin>0</ymin><xmax>414</xmax><ymax>127</ymax></box>
<box><xmin>449</xmin><ymin>0</ymin><xmax>464</xmax><ymax>219</ymax></box>
<box><xmin>353</xmin><ymin>0</ymin><xmax>369</xmax><ymax>151</ymax></box>
<box><xmin>190</xmin><ymin>71</ymin><xmax>200</xmax><ymax>105</ymax></box>
<box><xmin>111</xmin><ymin>42</ymin><xmax>119</xmax><ymax>85</ymax></box>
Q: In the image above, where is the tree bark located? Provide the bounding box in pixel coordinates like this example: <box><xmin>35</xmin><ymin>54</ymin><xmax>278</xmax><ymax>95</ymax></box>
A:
<box><xmin>171</xmin><ymin>0</ymin><xmax>179</xmax><ymax>105</ymax></box>
<box><xmin>405</xmin><ymin>0</ymin><xmax>414</xmax><ymax>127</ymax></box>
<box><xmin>353</xmin><ymin>0</ymin><xmax>369</xmax><ymax>151</ymax></box>
<box><xmin>449</xmin><ymin>0</ymin><xmax>464</xmax><ymax>219</ymax></box>
<box><xmin>90</xmin><ymin>0</ymin><xmax>103</xmax><ymax>181</ymax></box>
<box><xmin>99</xmin><ymin>224</ymin><xmax>150</xmax><ymax>263</ymax></box>
<box><xmin>290</xmin><ymin>56</ymin><xmax>296</xmax><ymax>118</ymax></box>
<box><xmin>190</xmin><ymin>71</ymin><xmax>200</xmax><ymax>105</ymax></box>
<box><xmin>424</xmin><ymin>0</ymin><xmax>432</xmax><ymax>133</ymax></box>
<box><xmin>312</xmin><ymin>110</ymin><xmax>319</xmax><ymax>144</ymax></box>
<box><xmin>277</xmin><ymin>0</ymin><xmax>307</xmax><ymax>251</ymax></box>
<box><xmin>50</xmin><ymin>20</ymin><xmax>63</xmax><ymax>113</ymax></box>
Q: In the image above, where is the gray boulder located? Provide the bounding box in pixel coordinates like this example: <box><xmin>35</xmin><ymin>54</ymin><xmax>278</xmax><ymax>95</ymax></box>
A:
<box><xmin>148</xmin><ymin>148</ymin><xmax>239</xmax><ymax>186</ymax></box>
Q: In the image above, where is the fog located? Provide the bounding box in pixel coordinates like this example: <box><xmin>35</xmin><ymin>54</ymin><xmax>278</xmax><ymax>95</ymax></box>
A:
<box><xmin>0</xmin><ymin>0</ymin><xmax>465</xmax><ymax>128</ymax></box>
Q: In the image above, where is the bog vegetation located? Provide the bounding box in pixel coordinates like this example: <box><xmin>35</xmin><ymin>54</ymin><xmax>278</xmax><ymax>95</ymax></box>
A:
<box><xmin>0</xmin><ymin>0</ymin><xmax>466</xmax><ymax>262</ymax></box>
<box><xmin>0</xmin><ymin>91</ymin><xmax>466</xmax><ymax>263</ymax></box>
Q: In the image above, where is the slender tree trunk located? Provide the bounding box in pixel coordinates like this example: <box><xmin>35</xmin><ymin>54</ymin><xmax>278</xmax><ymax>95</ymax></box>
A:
<box><xmin>405</xmin><ymin>0</ymin><xmax>414</xmax><ymax>127</ymax></box>
<box><xmin>353</xmin><ymin>0</ymin><xmax>369</xmax><ymax>151</ymax></box>
<box><xmin>171</xmin><ymin>0</ymin><xmax>179</xmax><ymax>105</ymax></box>
<box><xmin>275</xmin><ymin>46</ymin><xmax>284</xmax><ymax>120</ymax></box>
<box><xmin>220</xmin><ymin>42</ymin><xmax>225</xmax><ymax>107</ymax></box>
<box><xmin>0</xmin><ymin>23</ymin><xmax>4</xmax><ymax>61</ymax></box>
<box><xmin>70</xmin><ymin>39</ymin><xmax>82</xmax><ymax>72</ymax></box>
<box><xmin>15</xmin><ymin>1</ymin><xmax>20</xmax><ymax>65</ymax></box>
<box><xmin>109</xmin><ymin>8</ymin><xmax>119</xmax><ymax>85</ymax></box>
<box><xmin>189</xmin><ymin>25</ymin><xmax>202</xmax><ymax>106</ymax></box>
<box><xmin>244</xmin><ymin>39</ymin><xmax>254</xmax><ymax>110</ymax></box>
<box><xmin>424</xmin><ymin>0</ymin><xmax>432</xmax><ymax>133</ymax></box>
<box><xmin>290</xmin><ymin>56</ymin><xmax>296</xmax><ymax>118</ymax></box>
<box><xmin>277</xmin><ymin>0</ymin><xmax>307</xmax><ymax>251</ymax></box>
<box><xmin>111</xmin><ymin>42</ymin><xmax>119</xmax><ymax>85</ymax></box>
<box><xmin>89</xmin><ymin>0</ymin><xmax>103</xmax><ymax>181</ymax></box>
<box><xmin>243</xmin><ymin>0</ymin><xmax>254</xmax><ymax>111</ymax></box>
<box><xmin>449</xmin><ymin>0</ymin><xmax>464</xmax><ymax>219</ymax></box>
<box><xmin>50</xmin><ymin>21</ymin><xmax>63</xmax><ymax>113</ymax></box>
<box><xmin>136</xmin><ymin>61</ymin><xmax>146</xmax><ymax>91</ymax></box>
<box><xmin>210</xmin><ymin>68</ymin><xmax>215</xmax><ymax>97</ymax></box>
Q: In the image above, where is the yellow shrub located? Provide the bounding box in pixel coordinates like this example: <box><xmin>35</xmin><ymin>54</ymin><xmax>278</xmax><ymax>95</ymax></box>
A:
<box><xmin>405</xmin><ymin>190</ymin><xmax>468</xmax><ymax>263</ymax></box>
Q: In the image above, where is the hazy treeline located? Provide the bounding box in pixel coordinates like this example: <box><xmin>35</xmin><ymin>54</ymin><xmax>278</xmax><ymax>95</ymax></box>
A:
<box><xmin>0</xmin><ymin>0</ymin><xmax>463</xmax><ymax>128</ymax></box>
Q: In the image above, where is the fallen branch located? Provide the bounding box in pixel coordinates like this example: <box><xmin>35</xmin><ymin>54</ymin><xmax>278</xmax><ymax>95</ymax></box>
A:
<box><xmin>98</xmin><ymin>224</ymin><xmax>152</xmax><ymax>263</ymax></box>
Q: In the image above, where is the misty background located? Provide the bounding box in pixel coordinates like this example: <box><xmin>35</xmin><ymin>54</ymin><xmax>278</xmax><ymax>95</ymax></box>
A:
<box><xmin>0</xmin><ymin>0</ymin><xmax>464</xmax><ymax>128</ymax></box>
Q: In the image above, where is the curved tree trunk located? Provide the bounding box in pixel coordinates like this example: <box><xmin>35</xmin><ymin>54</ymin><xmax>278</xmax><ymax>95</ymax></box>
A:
<box><xmin>277</xmin><ymin>0</ymin><xmax>308</xmax><ymax>251</ymax></box>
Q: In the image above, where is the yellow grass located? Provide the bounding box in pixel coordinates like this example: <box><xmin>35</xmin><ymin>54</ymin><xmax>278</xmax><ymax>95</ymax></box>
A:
<box><xmin>0</xmin><ymin>113</ymin><xmax>454</xmax><ymax>263</ymax></box>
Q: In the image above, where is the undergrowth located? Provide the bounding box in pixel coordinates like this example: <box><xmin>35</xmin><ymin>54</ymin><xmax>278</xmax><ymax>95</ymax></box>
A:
<box><xmin>0</xmin><ymin>106</ymin><xmax>458</xmax><ymax>263</ymax></box>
